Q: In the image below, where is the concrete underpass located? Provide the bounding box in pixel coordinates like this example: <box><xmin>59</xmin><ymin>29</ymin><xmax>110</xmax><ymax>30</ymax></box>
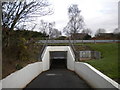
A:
<box><xmin>24</xmin><ymin>50</ymin><xmax>92</xmax><ymax>89</ymax></box>
<box><xmin>2</xmin><ymin>46</ymin><xmax>119</xmax><ymax>89</ymax></box>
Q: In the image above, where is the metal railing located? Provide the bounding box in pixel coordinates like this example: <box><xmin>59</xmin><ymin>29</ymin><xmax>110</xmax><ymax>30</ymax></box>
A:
<box><xmin>38</xmin><ymin>38</ymin><xmax>48</xmax><ymax>61</ymax></box>
<box><xmin>38</xmin><ymin>40</ymin><xmax>120</xmax><ymax>43</ymax></box>
<box><xmin>68</xmin><ymin>38</ymin><xmax>80</xmax><ymax>61</ymax></box>
<box><xmin>38</xmin><ymin>37</ymin><xmax>80</xmax><ymax>61</ymax></box>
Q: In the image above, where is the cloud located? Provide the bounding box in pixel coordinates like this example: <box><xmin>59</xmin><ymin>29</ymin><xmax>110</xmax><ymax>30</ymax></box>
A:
<box><xmin>33</xmin><ymin>0</ymin><xmax>119</xmax><ymax>35</ymax></box>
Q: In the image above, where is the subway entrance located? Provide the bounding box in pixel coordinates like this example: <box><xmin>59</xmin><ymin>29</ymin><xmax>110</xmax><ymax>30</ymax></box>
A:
<box><xmin>50</xmin><ymin>51</ymin><xmax>67</xmax><ymax>69</ymax></box>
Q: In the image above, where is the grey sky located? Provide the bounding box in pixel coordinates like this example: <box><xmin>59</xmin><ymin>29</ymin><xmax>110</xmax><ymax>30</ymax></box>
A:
<box><xmin>33</xmin><ymin>0</ymin><xmax>119</xmax><ymax>36</ymax></box>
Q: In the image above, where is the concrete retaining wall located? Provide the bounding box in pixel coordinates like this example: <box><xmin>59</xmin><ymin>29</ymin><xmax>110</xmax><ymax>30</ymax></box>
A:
<box><xmin>1</xmin><ymin>62</ymin><xmax>43</xmax><ymax>89</ymax></box>
<box><xmin>74</xmin><ymin>62</ymin><xmax>119</xmax><ymax>89</ymax></box>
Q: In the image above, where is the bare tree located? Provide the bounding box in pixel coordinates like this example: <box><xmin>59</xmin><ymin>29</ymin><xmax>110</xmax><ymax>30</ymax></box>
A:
<box><xmin>82</xmin><ymin>28</ymin><xmax>92</xmax><ymax>35</ymax></box>
<box><xmin>39</xmin><ymin>20</ymin><xmax>48</xmax><ymax>34</ymax></box>
<box><xmin>50</xmin><ymin>28</ymin><xmax>61</xmax><ymax>39</ymax></box>
<box><xmin>63</xmin><ymin>4</ymin><xmax>84</xmax><ymax>37</ymax></box>
<box><xmin>2</xmin><ymin>0</ymin><xmax>53</xmax><ymax>31</ymax></box>
<box><xmin>95</xmin><ymin>28</ymin><xmax>106</xmax><ymax>36</ymax></box>
<box><xmin>48</xmin><ymin>22</ymin><xmax>55</xmax><ymax>39</ymax></box>
<box><xmin>113</xmin><ymin>28</ymin><xmax>120</xmax><ymax>39</ymax></box>
<box><xmin>39</xmin><ymin>20</ymin><xmax>60</xmax><ymax>39</ymax></box>
<box><xmin>2</xmin><ymin>0</ymin><xmax>53</xmax><ymax>47</ymax></box>
<box><xmin>113</xmin><ymin>28</ymin><xmax>120</xmax><ymax>34</ymax></box>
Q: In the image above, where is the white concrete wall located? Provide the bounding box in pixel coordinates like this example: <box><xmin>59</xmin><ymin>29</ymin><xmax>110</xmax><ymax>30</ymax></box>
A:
<box><xmin>74</xmin><ymin>62</ymin><xmax>119</xmax><ymax>89</ymax></box>
<box><xmin>67</xmin><ymin>47</ymin><xmax>75</xmax><ymax>71</ymax></box>
<box><xmin>1</xmin><ymin>62</ymin><xmax>43</xmax><ymax>88</ymax></box>
<box><xmin>42</xmin><ymin>47</ymin><xmax>50</xmax><ymax>71</ymax></box>
<box><xmin>42</xmin><ymin>46</ymin><xmax>75</xmax><ymax>71</ymax></box>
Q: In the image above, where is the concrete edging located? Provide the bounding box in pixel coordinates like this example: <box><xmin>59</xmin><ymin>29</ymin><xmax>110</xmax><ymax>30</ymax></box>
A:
<box><xmin>74</xmin><ymin>62</ymin><xmax>119</xmax><ymax>89</ymax></box>
<box><xmin>1</xmin><ymin>62</ymin><xmax>43</xmax><ymax>89</ymax></box>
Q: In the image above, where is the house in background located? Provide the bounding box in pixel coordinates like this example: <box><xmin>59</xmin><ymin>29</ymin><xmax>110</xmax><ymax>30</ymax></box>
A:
<box><xmin>92</xmin><ymin>33</ymin><xmax>120</xmax><ymax>40</ymax></box>
<box><xmin>70</xmin><ymin>33</ymin><xmax>91</xmax><ymax>40</ymax></box>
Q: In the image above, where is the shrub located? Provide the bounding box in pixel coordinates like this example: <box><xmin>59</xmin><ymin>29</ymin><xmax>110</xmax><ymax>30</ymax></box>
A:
<box><xmin>15</xmin><ymin>64</ymin><xmax>23</xmax><ymax>70</ymax></box>
<box><xmin>17</xmin><ymin>37</ymin><xmax>29</xmax><ymax>61</ymax></box>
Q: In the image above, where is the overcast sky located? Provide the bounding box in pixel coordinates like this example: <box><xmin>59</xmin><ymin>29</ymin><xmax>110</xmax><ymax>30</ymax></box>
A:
<box><xmin>34</xmin><ymin>0</ymin><xmax>119</xmax><ymax>36</ymax></box>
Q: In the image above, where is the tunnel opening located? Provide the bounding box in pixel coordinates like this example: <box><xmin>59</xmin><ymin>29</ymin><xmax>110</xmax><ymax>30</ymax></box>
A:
<box><xmin>50</xmin><ymin>51</ymin><xmax>67</xmax><ymax>69</ymax></box>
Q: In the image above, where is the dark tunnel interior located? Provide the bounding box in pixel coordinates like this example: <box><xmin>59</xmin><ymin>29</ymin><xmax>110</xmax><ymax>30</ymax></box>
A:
<box><xmin>50</xmin><ymin>51</ymin><xmax>67</xmax><ymax>69</ymax></box>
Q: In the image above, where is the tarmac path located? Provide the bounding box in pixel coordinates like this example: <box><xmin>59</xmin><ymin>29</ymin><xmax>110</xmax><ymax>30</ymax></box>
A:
<box><xmin>24</xmin><ymin>59</ymin><xmax>92</xmax><ymax>89</ymax></box>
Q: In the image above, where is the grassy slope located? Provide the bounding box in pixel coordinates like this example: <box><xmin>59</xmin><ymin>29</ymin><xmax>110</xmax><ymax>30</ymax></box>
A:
<box><xmin>81</xmin><ymin>43</ymin><xmax>119</xmax><ymax>79</ymax></box>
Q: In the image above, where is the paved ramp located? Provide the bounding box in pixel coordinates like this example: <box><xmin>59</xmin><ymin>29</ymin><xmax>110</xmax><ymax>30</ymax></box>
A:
<box><xmin>24</xmin><ymin>59</ymin><xmax>92</xmax><ymax>89</ymax></box>
<box><xmin>24</xmin><ymin>68</ymin><xmax>92</xmax><ymax>89</ymax></box>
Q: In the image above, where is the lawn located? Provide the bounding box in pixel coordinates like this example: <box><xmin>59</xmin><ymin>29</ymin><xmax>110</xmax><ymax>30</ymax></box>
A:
<box><xmin>80</xmin><ymin>43</ymin><xmax>119</xmax><ymax>80</ymax></box>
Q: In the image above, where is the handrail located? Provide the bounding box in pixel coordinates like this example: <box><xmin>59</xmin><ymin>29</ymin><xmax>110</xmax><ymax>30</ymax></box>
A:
<box><xmin>38</xmin><ymin>37</ymin><xmax>80</xmax><ymax>61</ymax></box>
<box><xmin>68</xmin><ymin>37</ymin><xmax>79</xmax><ymax>61</ymax></box>
<box><xmin>38</xmin><ymin>38</ymin><xmax>48</xmax><ymax>61</ymax></box>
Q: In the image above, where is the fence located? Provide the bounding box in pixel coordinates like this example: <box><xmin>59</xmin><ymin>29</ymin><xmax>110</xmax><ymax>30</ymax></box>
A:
<box><xmin>80</xmin><ymin>51</ymin><xmax>101</xmax><ymax>60</ymax></box>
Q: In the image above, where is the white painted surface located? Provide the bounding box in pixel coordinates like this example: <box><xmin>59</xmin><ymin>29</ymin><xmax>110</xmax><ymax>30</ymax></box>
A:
<box><xmin>1</xmin><ymin>62</ymin><xmax>43</xmax><ymax>88</ymax></box>
<box><xmin>67</xmin><ymin>47</ymin><xmax>75</xmax><ymax>71</ymax></box>
<box><xmin>42</xmin><ymin>47</ymin><xmax>50</xmax><ymax>71</ymax></box>
<box><xmin>0</xmin><ymin>81</ymin><xmax>2</xmax><ymax>90</ymax></box>
<box><xmin>42</xmin><ymin>46</ymin><xmax>75</xmax><ymax>71</ymax></box>
<box><xmin>75</xmin><ymin>62</ymin><xmax>120</xmax><ymax>88</ymax></box>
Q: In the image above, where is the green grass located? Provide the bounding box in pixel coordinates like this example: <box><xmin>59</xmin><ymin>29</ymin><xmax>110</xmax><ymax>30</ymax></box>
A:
<box><xmin>81</xmin><ymin>43</ymin><xmax>119</xmax><ymax>79</ymax></box>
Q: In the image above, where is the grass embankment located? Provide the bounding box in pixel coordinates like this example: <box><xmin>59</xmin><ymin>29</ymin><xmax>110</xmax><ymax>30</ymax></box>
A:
<box><xmin>80</xmin><ymin>43</ymin><xmax>119</xmax><ymax>81</ymax></box>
